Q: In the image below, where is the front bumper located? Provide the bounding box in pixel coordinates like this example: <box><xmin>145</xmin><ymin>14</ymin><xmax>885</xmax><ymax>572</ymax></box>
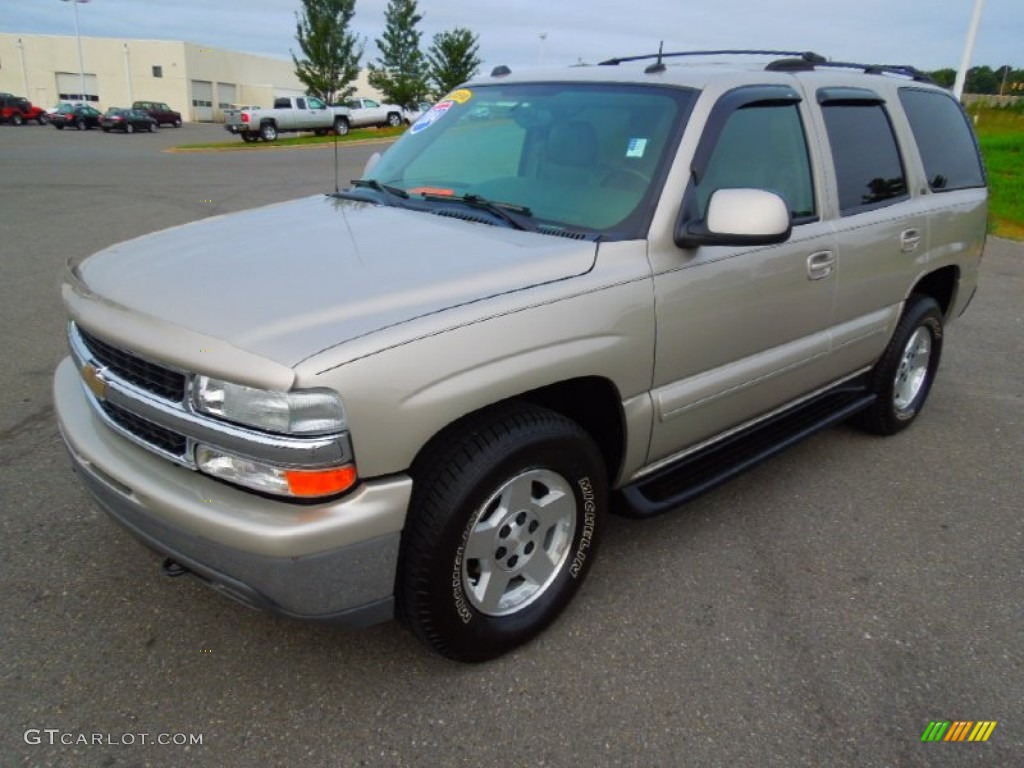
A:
<box><xmin>54</xmin><ymin>357</ymin><xmax>412</xmax><ymax>625</ymax></box>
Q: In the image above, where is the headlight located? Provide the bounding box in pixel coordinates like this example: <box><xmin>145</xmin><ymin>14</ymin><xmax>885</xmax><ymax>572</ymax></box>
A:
<box><xmin>195</xmin><ymin>445</ymin><xmax>357</xmax><ymax>498</ymax></box>
<box><xmin>194</xmin><ymin>376</ymin><xmax>345</xmax><ymax>435</ymax></box>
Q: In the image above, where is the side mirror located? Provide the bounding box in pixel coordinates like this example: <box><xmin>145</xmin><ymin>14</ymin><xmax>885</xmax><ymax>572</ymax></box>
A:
<box><xmin>675</xmin><ymin>188</ymin><xmax>792</xmax><ymax>249</ymax></box>
<box><xmin>362</xmin><ymin>152</ymin><xmax>382</xmax><ymax>177</ymax></box>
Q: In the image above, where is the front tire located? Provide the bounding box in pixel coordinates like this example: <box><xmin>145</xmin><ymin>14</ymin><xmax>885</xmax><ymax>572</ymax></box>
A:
<box><xmin>76</xmin><ymin>119</ymin><xmax>86</xmax><ymax>131</ymax></box>
<box><xmin>334</xmin><ymin>117</ymin><xmax>350</xmax><ymax>136</ymax></box>
<box><xmin>125</xmin><ymin>123</ymin><xmax>134</xmax><ymax>134</ymax></box>
<box><xmin>854</xmin><ymin>294</ymin><xmax>944</xmax><ymax>435</ymax></box>
<box><xmin>398</xmin><ymin>403</ymin><xmax>606</xmax><ymax>662</ymax></box>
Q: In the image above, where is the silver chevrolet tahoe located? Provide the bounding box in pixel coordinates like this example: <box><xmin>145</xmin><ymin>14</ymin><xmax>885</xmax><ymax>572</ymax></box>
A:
<box><xmin>54</xmin><ymin>50</ymin><xmax>987</xmax><ymax>661</ymax></box>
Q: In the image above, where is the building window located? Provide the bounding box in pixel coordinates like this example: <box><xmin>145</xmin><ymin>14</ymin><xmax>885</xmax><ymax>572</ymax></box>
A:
<box><xmin>191</xmin><ymin>99</ymin><xmax>212</xmax><ymax>107</ymax></box>
<box><xmin>152</xmin><ymin>65</ymin><xmax>163</xmax><ymax>78</ymax></box>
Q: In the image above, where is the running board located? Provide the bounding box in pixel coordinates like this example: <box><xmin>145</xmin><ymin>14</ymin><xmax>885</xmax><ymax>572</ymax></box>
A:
<box><xmin>619</xmin><ymin>386</ymin><xmax>877</xmax><ymax>518</ymax></box>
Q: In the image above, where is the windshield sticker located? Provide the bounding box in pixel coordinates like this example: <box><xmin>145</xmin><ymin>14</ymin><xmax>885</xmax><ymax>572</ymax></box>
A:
<box><xmin>446</xmin><ymin>89</ymin><xmax>473</xmax><ymax>104</ymax></box>
<box><xmin>626</xmin><ymin>138</ymin><xmax>648</xmax><ymax>158</ymax></box>
<box><xmin>411</xmin><ymin>100</ymin><xmax>454</xmax><ymax>134</ymax></box>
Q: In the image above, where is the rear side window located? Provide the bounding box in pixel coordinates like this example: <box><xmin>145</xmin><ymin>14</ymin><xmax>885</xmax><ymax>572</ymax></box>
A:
<box><xmin>898</xmin><ymin>88</ymin><xmax>985</xmax><ymax>191</ymax></box>
<box><xmin>822</xmin><ymin>102</ymin><xmax>907</xmax><ymax>215</ymax></box>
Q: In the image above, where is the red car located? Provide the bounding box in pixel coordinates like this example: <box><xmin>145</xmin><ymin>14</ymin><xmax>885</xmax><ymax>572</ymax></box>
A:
<box><xmin>0</xmin><ymin>95</ymin><xmax>49</xmax><ymax>125</ymax></box>
<box><xmin>49</xmin><ymin>104</ymin><xmax>103</xmax><ymax>130</ymax></box>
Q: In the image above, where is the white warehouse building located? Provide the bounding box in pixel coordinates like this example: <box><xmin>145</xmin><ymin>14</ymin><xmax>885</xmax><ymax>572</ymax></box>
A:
<box><xmin>0</xmin><ymin>33</ymin><xmax>377</xmax><ymax>122</ymax></box>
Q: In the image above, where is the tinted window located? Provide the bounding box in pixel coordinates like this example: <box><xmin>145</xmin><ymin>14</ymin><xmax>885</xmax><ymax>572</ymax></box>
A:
<box><xmin>695</xmin><ymin>103</ymin><xmax>816</xmax><ymax>220</ymax></box>
<box><xmin>367</xmin><ymin>83</ymin><xmax>693</xmax><ymax>237</ymax></box>
<box><xmin>822</xmin><ymin>103</ymin><xmax>907</xmax><ymax>214</ymax></box>
<box><xmin>899</xmin><ymin>88</ymin><xmax>985</xmax><ymax>191</ymax></box>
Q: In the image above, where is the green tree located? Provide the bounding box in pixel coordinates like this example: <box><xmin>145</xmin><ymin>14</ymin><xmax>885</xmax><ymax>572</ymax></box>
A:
<box><xmin>929</xmin><ymin>68</ymin><xmax>956</xmax><ymax>88</ymax></box>
<box><xmin>292</xmin><ymin>0</ymin><xmax>364</xmax><ymax>104</ymax></box>
<box><xmin>965</xmin><ymin>65</ymin><xmax>999</xmax><ymax>95</ymax></box>
<box><xmin>367</xmin><ymin>0</ymin><xmax>428</xmax><ymax>107</ymax></box>
<box><xmin>426</xmin><ymin>28</ymin><xmax>481</xmax><ymax>96</ymax></box>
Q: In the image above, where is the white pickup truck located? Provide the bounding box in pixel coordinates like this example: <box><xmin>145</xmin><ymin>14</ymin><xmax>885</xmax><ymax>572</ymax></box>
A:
<box><xmin>225</xmin><ymin>96</ymin><xmax>352</xmax><ymax>142</ymax></box>
<box><xmin>343</xmin><ymin>97</ymin><xmax>406</xmax><ymax>128</ymax></box>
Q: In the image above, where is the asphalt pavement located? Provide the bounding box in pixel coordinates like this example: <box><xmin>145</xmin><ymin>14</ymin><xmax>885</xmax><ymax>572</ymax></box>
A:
<box><xmin>0</xmin><ymin>121</ymin><xmax>1020</xmax><ymax>767</ymax></box>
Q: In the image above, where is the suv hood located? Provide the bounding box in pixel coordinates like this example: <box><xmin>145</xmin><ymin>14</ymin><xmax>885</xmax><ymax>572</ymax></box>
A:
<box><xmin>70</xmin><ymin>195</ymin><xmax>597</xmax><ymax>367</ymax></box>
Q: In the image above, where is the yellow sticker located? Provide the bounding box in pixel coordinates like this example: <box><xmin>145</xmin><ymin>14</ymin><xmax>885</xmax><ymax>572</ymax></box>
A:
<box><xmin>446</xmin><ymin>89</ymin><xmax>473</xmax><ymax>104</ymax></box>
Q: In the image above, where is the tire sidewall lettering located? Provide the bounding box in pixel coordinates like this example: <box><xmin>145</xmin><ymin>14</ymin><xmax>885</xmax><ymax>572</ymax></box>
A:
<box><xmin>570</xmin><ymin>476</ymin><xmax>597</xmax><ymax>578</ymax></box>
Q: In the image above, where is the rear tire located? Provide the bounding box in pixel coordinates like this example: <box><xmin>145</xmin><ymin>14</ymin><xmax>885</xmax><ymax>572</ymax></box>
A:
<box><xmin>126</xmin><ymin>123</ymin><xmax>134</xmax><ymax>134</ymax></box>
<box><xmin>38</xmin><ymin>114</ymin><xmax>49</xmax><ymax>125</ymax></box>
<box><xmin>259</xmin><ymin>122</ymin><xmax>277</xmax><ymax>141</ymax></box>
<box><xmin>398</xmin><ymin>403</ymin><xmax>606</xmax><ymax>662</ymax></box>
<box><xmin>11</xmin><ymin>114</ymin><xmax>23</xmax><ymax>126</ymax></box>
<box><xmin>386</xmin><ymin>112</ymin><xmax>402</xmax><ymax>127</ymax></box>
<box><xmin>174</xmin><ymin>118</ymin><xmax>182</xmax><ymax>128</ymax></box>
<box><xmin>76</xmin><ymin>119</ymin><xmax>86</xmax><ymax>131</ymax></box>
<box><xmin>853</xmin><ymin>294</ymin><xmax>944</xmax><ymax>435</ymax></box>
<box><xmin>241</xmin><ymin>133</ymin><xmax>258</xmax><ymax>143</ymax></box>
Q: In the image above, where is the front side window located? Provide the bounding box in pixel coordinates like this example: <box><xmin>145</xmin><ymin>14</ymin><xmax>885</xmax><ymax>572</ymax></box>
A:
<box><xmin>898</xmin><ymin>88</ymin><xmax>985</xmax><ymax>192</ymax></box>
<box><xmin>694</xmin><ymin>103</ymin><xmax>816</xmax><ymax>220</ymax></box>
<box><xmin>364</xmin><ymin>83</ymin><xmax>694</xmax><ymax>238</ymax></box>
<box><xmin>822</xmin><ymin>102</ymin><xmax>907</xmax><ymax>215</ymax></box>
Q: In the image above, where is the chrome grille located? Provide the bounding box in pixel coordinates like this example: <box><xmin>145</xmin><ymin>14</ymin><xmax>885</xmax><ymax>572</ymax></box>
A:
<box><xmin>100</xmin><ymin>401</ymin><xmax>189</xmax><ymax>458</ymax></box>
<box><xmin>77</xmin><ymin>327</ymin><xmax>186</xmax><ymax>401</ymax></box>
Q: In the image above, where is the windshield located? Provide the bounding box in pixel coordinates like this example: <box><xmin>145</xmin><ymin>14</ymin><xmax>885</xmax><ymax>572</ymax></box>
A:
<box><xmin>365</xmin><ymin>82</ymin><xmax>694</xmax><ymax>238</ymax></box>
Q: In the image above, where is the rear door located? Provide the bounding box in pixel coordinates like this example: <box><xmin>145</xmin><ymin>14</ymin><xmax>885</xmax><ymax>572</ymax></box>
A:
<box><xmin>812</xmin><ymin>87</ymin><xmax>928</xmax><ymax>374</ymax></box>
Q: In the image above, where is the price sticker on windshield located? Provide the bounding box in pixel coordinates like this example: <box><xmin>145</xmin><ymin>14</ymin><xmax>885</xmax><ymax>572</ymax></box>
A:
<box><xmin>445</xmin><ymin>89</ymin><xmax>473</xmax><ymax>104</ymax></box>
<box><xmin>411</xmin><ymin>100</ymin><xmax>454</xmax><ymax>134</ymax></box>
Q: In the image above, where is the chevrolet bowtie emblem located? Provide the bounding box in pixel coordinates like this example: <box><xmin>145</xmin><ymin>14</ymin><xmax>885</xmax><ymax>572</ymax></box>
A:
<box><xmin>81</xmin><ymin>363</ymin><xmax>108</xmax><ymax>400</ymax></box>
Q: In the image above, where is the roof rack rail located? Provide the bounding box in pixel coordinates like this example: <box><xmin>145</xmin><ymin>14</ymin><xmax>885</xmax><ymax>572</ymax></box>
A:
<box><xmin>599</xmin><ymin>50</ymin><xmax>826</xmax><ymax>67</ymax></box>
<box><xmin>807</xmin><ymin>60</ymin><xmax>935</xmax><ymax>83</ymax></box>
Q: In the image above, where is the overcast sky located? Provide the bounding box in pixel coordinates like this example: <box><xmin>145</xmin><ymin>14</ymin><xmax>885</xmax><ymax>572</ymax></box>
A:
<box><xmin>2</xmin><ymin>0</ymin><xmax>1020</xmax><ymax>73</ymax></box>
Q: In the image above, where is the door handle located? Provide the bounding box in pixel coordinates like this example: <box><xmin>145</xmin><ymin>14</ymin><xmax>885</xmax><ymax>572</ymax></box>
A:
<box><xmin>806</xmin><ymin>251</ymin><xmax>835</xmax><ymax>281</ymax></box>
<box><xmin>900</xmin><ymin>228</ymin><xmax>922</xmax><ymax>253</ymax></box>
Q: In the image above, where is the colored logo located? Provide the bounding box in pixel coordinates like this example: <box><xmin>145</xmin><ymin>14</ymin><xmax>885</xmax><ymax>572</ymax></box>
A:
<box><xmin>411</xmin><ymin>100</ymin><xmax>453</xmax><ymax>134</ymax></box>
<box><xmin>921</xmin><ymin>721</ymin><xmax>997</xmax><ymax>742</ymax></box>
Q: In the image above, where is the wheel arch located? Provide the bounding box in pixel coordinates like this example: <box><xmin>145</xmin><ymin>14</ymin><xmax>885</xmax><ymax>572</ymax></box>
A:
<box><xmin>909</xmin><ymin>265</ymin><xmax>959</xmax><ymax>318</ymax></box>
<box><xmin>409</xmin><ymin>376</ymin><xmax>626</xmax><ymax>486</ymax></box>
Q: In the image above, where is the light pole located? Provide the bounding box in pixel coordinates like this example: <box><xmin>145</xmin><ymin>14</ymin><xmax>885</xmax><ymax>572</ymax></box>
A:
<box><xmin>62</xmin><ymin>0</ymin><xmax>90</xmax><ymax>103</ymax></box>
<box><xmin>953</xmin><ymin>0</ymin><xmax>986</xmax><ymax>100</ymax></box>
<box><xmin>538</xmin><ymin>33</ymin><xmax>547</xmax><ymax>66</ymax></box>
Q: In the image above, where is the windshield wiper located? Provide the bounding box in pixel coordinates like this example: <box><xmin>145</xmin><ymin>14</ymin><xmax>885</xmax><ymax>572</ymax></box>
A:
<box><xmin>420</xmin><ymin>193</ymin><xmax>534</xmax><ymax>231</ymax></box>
<box><xmin>348</xmin><ymin>178</ymin><xmax>410</xmax><ymax>202</ymax></box>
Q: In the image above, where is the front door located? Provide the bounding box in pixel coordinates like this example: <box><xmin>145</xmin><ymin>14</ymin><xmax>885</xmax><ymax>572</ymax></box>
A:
<box><xmin>647</xmin><ymin>92</ymin><xmax>837</xmax><ymax>463</ymax></box>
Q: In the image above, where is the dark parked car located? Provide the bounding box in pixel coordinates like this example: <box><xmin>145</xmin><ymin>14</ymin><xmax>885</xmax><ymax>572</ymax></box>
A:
<box><xmin>1</xmin><ymin>95</ymin><xmax>50</xmax><ymax>125</ymax></box>
<box><xmin>49</xmin><ymin>104</ymin><xmax>103</xmax><ymax>130</ymax></box>
<box><xmin>100</xmin><ymin>108</ymin><xmax>158</xmax><ymax>133</ymax></box>
<box><xmin>132</xmin><ymin>100</ymin><xmax>182</xmax><ymax>127</ymax></box>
